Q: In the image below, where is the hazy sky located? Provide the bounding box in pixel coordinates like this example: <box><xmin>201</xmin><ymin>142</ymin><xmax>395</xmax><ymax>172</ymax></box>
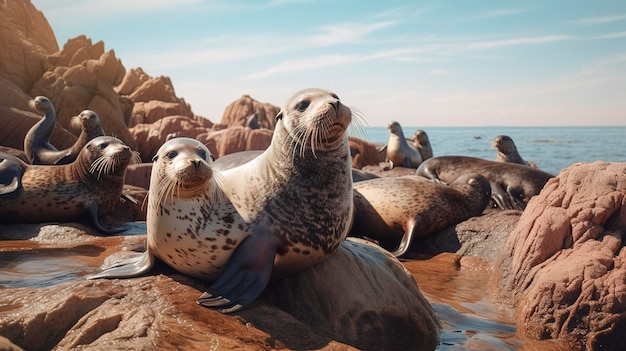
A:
<box><xmin>32</xmin><ymin>0</ymin><xmax>626</xmax><ymax>127</ymax></box>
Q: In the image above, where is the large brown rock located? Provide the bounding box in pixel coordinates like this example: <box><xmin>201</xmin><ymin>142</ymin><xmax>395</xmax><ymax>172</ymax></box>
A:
<box><xmin>30</xmin><ymin>35</ymin><xmax>136</xmax><ymax>149</ymax></box>
<box><xmin>221</xmin><ymin>94</ymin><xmax>280</xmax><ymax>129</ymax></box>
<box><xmin>492</xmin><ymin>162</ymin><xmax>626</xmax><ymax>349</ymax></box>
<box><xmin>0</xmin><ymin>0</ymin><xmax>58</xmax><ymax>94</ymax></box>
<box><xmin>198</xmin><ymin>126</ymin><xmax>273</xmax><ymax>158</ymax></box>
<box><xmin>349</xmin><ymin>137</ymin><xmax>386</xmax><ymax>169</ymax></box>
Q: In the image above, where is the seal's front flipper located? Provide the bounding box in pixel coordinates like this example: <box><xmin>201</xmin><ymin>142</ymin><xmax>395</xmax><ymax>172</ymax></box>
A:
<box><xmin>197</xmin><ymin>228</ymin><xmax>278</xmax><ymax>313</ymax></box>
<box><xmin>86</xmin><ymin>250</ymin><xmax>154</xmax><ymax>279</ymax></box>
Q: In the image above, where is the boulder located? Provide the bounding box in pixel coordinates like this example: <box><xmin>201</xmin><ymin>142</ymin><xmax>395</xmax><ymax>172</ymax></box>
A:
<box><xmin>198</xmin><ymin>126</ymin><xmax>273</xmax><ymax>158</ymax></box>
<box><xmin>0</xmin><ymin>0</ymin><xmax>58</xmax><ymax>93</ymax></box>
<box><xmin>221</xmin><ymin>94</ymin><xmax>280</xmax><ymax>129</ymax></box>
<box><xmin>492</xmin><ymin>162</ymin><xmax>626</xmax><ymax>349</ymax></box>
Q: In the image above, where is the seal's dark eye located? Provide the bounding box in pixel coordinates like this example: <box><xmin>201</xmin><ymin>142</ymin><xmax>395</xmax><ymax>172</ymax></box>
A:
<box><xmin>295</xmin><ymin>100</ymin><xmax>310</xmax><ymax>112</ymax></box>
<box><xmin>98</xmin><ymin>143</ymin><xmax>108</xmax><ymax>149</ymax></box>
<box><xmin>166</xmin><ymin>150</ymin><xmax>178</xmax><ymax>159</ymax></box>
<box><xmin>198</xmin><ymin>148</ymin><xmax>207</xmax><ymax>160</ymax></box>
<box><xmin>331</xmin><ymin>93</ymin><xmax>339</xmax><ymax>100</ymax></box>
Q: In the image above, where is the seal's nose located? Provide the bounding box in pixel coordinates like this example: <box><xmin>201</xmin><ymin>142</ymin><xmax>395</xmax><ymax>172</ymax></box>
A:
<box><xmin>191</xmin><ymin>159</ymin><xmax>202</xmax><ymax>170</ymax></box>
<box><xmin>329</xmin><ymin>101</ymin><xmax>339</xmax><ymax>111</ymax></box>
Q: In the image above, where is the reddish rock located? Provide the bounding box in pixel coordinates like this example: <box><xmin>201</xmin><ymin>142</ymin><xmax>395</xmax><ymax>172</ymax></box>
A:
<box><xmin>221</xmin><ymin>94</ymin><xmax>280</xmax><ymax>129</ymax></box>
<box><xmin>124</xmin><ymin>163</ymin><xmax>153</xmax><ymax>191</ymax></box>
<box><xmin>0</xmin><ymin>0</ymin><xmax>58</xmax><ymax>93</ymax></box>
<box><xmin>198</xmin><ymin>126</ymin><xmax>273</xmax><ymax>158</ymax></box>
<box><xmin>349</xmin><ymin>137</ymin><xmax>385</xmax><ymax>169</ymax></box>
<box><xmin>128</xmin><ymin>100</ymin><xmax>195</xmax><ymax>127</ymax></box>
<box><xmin>492</xmin><ymin>162</ymin><xmax>626</xmax><ymax>349</ymax></box>
<box><xmin>129</xmin><ymin>115</ymin><xmax>213</xmax><ymax>162</ymax></box>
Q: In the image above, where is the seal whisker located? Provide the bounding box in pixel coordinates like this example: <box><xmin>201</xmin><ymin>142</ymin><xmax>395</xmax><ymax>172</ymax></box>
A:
<box><xmin>348</xmin><ymin>107</ymin><xmax>369</xmax><ymax>140</ymax></box>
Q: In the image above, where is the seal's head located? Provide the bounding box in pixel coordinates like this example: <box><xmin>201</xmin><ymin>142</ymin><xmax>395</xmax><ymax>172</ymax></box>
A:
<box><xmin>414</xmin><ymin>129</ymin><xmax>430</xmax><ymax>144</ymax></box>
<box><xmin>150</xmin><ymin>137</ymin><xmax>219</xmax><ymax>206</ymax></box>
<box><xmin>492</xmin><ymin>135</ymin><xmax>516</xmax><ymax>153</ymax></box>
<box><xmin>387</xmin><ymin>121</ymin><xmax>404</xmax><ymax>137</ymax></box>
<box><xmin>83</xmin><ymin>136</ymin><xmax>138</xmax><ymax>179</ymax></box>
<box><xmin>71</xmin><ymin>110</ymin><xmax>104</xmax><ymax>135</ymax></box>
<box><xmin>275</xmin><ymin>88</ymin><xmax>352</xmax><ymax>157</ymax></box>
<box><xmin>29</xmin><ymin>96</ymin><xmax>54</xmax><ymax>115</ymax></box>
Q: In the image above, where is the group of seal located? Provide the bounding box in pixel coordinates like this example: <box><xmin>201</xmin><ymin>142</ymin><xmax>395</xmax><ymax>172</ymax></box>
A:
<box><xmin>0</xmin><ymin>136</ymin><xmax>139</xmax><ymax>233</ymax></box>
<box><xmin>350</xmin><ymin>173</ymin><xmax>491</xmax><ymax>257</ymax></box>
<box><xmin>89</xmin><ymin>88</ymin><xmax>357</xmax><ymax>313</ymax></box>
<box><xmin>416</xmin><ymin>156</ymin><xmax>553</xmax><ymax>210</ymax></box>
<box><xmin>386</xmin><ymin>121</ymin><xmax>423</xmax><ymax>168</ymax></box>
<box><xmin>24</xmin><ymin>96</ymin><xmax>105</xmax><ymax>165</ymax></box>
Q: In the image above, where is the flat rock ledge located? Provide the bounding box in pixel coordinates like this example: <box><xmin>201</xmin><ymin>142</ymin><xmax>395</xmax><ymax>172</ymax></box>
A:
<box><xmin>0</xmin><ymin>229</ymin><xmax>439</xmax><ymax>351</ymax></box>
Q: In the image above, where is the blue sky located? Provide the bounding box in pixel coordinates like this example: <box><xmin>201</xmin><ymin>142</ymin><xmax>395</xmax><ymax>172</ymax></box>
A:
<box><xmin>32</xmin><ymin>0</ymin><xmax>626</xmax><ymax>127</ymax></box>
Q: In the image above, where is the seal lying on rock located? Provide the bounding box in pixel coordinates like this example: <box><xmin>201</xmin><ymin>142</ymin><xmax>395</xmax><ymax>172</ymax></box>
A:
<box><xmin>416</xmin><ymin>156</ymin><xmax>553</xmax><ymax>210</ymax></box>
<box><xmin>0</xmin><ymin>136</ymin><xmax>139</xmax><ymax>233</ymax></box>
<box><xmin>90</xmin><ymin>88</ymin><xmax>360</xmax><ymax>313</ymax></box>
<box><xmin>350</xmin><ymin>174</ymin><xmax>491</xmax><ymax>257</ymax></box>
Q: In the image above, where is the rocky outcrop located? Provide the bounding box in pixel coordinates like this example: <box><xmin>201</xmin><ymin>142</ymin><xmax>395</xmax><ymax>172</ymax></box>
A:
<box><xmin>198</xmin><ymin>126</ymin><xmax>273</xmax><ymax>158</ymax></box>
<box><xmin>492</xmin><ymin>162</ymin><xmax>626</xmax><ymax>349</ymax></box>
<box><xmin>0</xmin><ymin>104</ymin><xmax>76</xmax><ymax>151</ymax></box>
<box><xmin>29</xmin><ymin>35</ymin><xmax>136</xmax><ymax>149</ymax></box>
<box><xmin>221</xmin><ymin>94</ymin><xmax>280</xmax><ymax>129</ymax></box>
<box><xmin>0</xmin><ymin>226</ymin><xmax>438</xmax><ymax>351</ymax></box>
<box><xmin>0</xmin><ymin>0</ymin><xmax>58</xmax><ymax>94</ymax></box>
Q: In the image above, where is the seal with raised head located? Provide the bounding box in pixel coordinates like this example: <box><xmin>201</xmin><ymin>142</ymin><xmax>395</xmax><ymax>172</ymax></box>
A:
<box><xmin>416</xmin><ymin>155</ymin><xmax>554</xmax><ymax>210</ymax></box>
<box><xmin>54</xmin><ymin>110</ymin><xmax>106</xmax><ymax>165</ymax></box>
<box><xmin>386</xmin><ymin>121</ymin><xmax>422</xmax><ymax>168</ymax></box>
<box><xmin>492</xmin><ymin>135</ymin><xmax>536</xmax><ymax>168</ymax></box>
<box><xmin>411</xmin><ymin>129</ymin><xmax>433</xmax><ymax>161</ymax></box>
<box><xmin>349</xmin><ymin>173</ymin><xmax>491</xmax><ymax>257</ymax></box>
<box><xmin>88</xmin><ymin>137</ymin><xmax>249</xmax><ymax>280</ymax></box>
<box><xmin>198</xmin><ymin>87</ymin><xmax>356</xmax><ymax>312</ymax></box>
<box><xmin>0</xmin><ymin>136</ymin><xmax>138</xmax><ymax>233</ymax></box>
<box><xmin>23</xmin><ymin>96</ymin><xmax>59</xmax><ymax>165</ymax></box>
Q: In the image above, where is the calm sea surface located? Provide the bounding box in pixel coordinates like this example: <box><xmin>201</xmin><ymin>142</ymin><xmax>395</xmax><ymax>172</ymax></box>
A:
<box><xmin>354</xmin><ymin>126</ymin><xmax>626</xmax><ymax>175</ymax></box>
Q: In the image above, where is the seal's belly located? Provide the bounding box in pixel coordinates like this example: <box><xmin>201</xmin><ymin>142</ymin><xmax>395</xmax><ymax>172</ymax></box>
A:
<box><xmin>147</xmin><ymin>199</ymin><xmax>250</xmax><ymax>281</ymax></box>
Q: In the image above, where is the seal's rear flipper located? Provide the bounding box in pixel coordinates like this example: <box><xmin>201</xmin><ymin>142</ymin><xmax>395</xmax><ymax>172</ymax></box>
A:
<box><xmin>86</xmin><ymin>202</ymin><xmax>129</xmax><ymax>234</ymax></box>
<box><xmin>197</xmin><ymin>230</ymin><xmax>278</xmax><ymax>313</ymax></box>
<box><xmin>0</xmin><ymin>154</ymin><xmax>24</xmax><ymax>198</ymax></box>
<box><xmin>86</xmin><ymin>251</ymin><xmax>154</xmax><ymax>279</ymax></box>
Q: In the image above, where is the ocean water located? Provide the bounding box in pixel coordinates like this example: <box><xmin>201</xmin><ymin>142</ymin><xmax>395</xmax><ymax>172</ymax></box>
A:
<box><xmin>353</xmin><ymin>126</ymin><xmax>626</xmax><ymax>176</ymax></box>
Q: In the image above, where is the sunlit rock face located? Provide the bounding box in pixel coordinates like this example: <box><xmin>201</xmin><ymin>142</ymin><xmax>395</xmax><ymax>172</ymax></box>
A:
<box><xmin>493</xmin><ymin>161</ymin><xmax>626</xmax><ymax>350</ymax></box>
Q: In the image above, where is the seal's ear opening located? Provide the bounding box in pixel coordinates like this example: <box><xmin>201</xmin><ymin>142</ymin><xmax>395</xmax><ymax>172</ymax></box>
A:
<box><xmin>275</xmin><ymin>111</ymin><xmax>283</xmax><ymax>121</ymax></box>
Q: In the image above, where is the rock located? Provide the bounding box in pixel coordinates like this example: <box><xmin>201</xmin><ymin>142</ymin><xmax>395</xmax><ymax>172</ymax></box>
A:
<box><xmin>198</xmin><ymin>126</ymin><xmax>273</xmax><ymax>158</ymax></box>
<box><xmin>264</xmin><ymin>238</ymin><xmax>440</xmax><ymax>351</ymax></box>
<box><xmin>125</xmin><ymin>163</ymin><xmax>153</xmax><ymax>190</ymax></box>
<box><xmin>492</xmin><ymin>162</ymin><xmax>626</xmax><ymax>349</ymax></box>
<box><xmin>221</xmin><ymin>94</ymin><xmax>280</xmax><ymax>129</ymax></box>
<box><xmin>349</xmin><ymin>137</ymin><xmax>384</xmax><ymax>169</ymax></box>
<box><xmin>0</xmin><ymin>0</ymin><xmax>58</xmax><ymax>93</ymax></box>
<box><xmin>30</xmin><ymin>35</ymin><xmax>136</xmax><ymax>150</ymax></box>
<box><xmin>128</xmin><ymin>100</ymin><xmax>196</xmax><ymax>127</ymax></box>
<box><xmin>129</xmin><ymin>115</ymin><xmax>213</xmax><ymax>162</ymax></box>
<box><xmin>0</xmin><ymin>228</ymin><xmax>437</xmax><ymax>351</ymax></box>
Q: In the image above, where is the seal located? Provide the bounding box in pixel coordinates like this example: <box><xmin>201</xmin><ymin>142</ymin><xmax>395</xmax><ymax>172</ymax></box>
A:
<box><xmin>245</xmin><ymin>112</ymin><xmax>261</xmax><ymax>129</ymax></box>
<box><xmin>416</xmin><ymin>156</ymin><xmax>554</xmax><ymax>210</ymax></box>
<box><xmin>349</xmin><ymin>174</ymin><xmax>491</xmax><ymax>257</ymax></box>
<box><xmin>198</xmin><ymin>88</ymin><xmax>356</xmax><ymax>312</ymax></box>
<box><xmin>492</xmin><ymin>135</ymin><xmax>536</xmax><ymax>168</ymax></box>
<box><xmin>411</xmin><ymin>129</ymin><xmax>433</xmax><ymax>161</ymax></box>
<box><xmin>0</xmin><ymin>136</ymin><xmax>139</xmax><ymax>233</ymax></box>
<box><xmin>24</xmin><ymin>97</ymin><xmax>106</xmax><ymax>165</ymax></box>
<box><xmin>88</xmin><ymin>137</ymin><xmax>249</xmax><ymax>281</ymax></box>
<box><xmin>386</xmin><ymin>121</ymin><xmax>422</xmax><ymax>168</ymax></box>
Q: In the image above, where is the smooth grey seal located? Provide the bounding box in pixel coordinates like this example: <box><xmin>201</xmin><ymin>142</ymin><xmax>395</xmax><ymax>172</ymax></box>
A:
<box><xmin>492</xmin><ymin>135</ymin><xmax>537</xmax><ymax>168</ymax></box>
<box><xmin>88</xmin><ymin>137</ymin><xmax>249</xmax><ymax>281</ymax></box>
<box><xmin>411</xmin><ymin>129</ymin><xmax>433</xmax><ymax>161</ymax></box>
<box><xmin>0</xmin><ymin>136</ymin><xmax>139</xmax><ymax>233</ymax></box>
<box><xmin>416</xmin><ymin>156</ymin><xmax>554</xmax><ymax>210</ymax></box>
<box><xmin>54</xmin><ymin>110</ymin><xmax>106</xmax><ymax>165</ymax></box>
<box><xmin>198</xmin><ymin>88</ymin><xmax>357</xmax><ymax>312</ymax></box>
<box><xmin>350</xmin><ymin>174</ymin><xmax>491</xmax><ymax>257</ymax></box>
<box><xmin>386</xmin><ymin>121</ymin><xmax>422</xmax><ymax>168</ymax></box>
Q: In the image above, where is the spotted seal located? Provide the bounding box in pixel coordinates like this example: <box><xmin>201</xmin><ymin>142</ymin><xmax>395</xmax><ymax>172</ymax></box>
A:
<box><xmin>416</xmin><ymin>156</ymin><xmax>554</xmax><ymax>210</ymax></box>
<box><xmin>350</xmin><ymin>173</ymin><xmax>491</xmax><ymax>257</ymax></box>
<box><xmin>88</xmin><ymin>137</ymin><xmax>249</xmax><ymax>280</ymax></box>
<box><xmin>386</xmin><ymin>121</ymin><xmax>422</xmax><ymax>168</ymax></box>
<box><xmin>197</xmin><ymin>88</ymin><xmax>357</xmax><ymax>312</ymax></box>
<box><xmin>0</xmin><ymin>136</ymin><xmax>138</xmax><ymax>233</ymax></box>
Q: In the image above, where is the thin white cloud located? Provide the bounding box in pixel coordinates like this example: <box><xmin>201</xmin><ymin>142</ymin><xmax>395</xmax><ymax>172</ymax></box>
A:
<box><xmin>310</xmin><ymin>21</ymin><xmax>399</xmax><ymax>46</ymax></box>
<box><xmin>467</xmin><ymin>35</ymin><xmax>574</xmax><ymax>49</ymax></box>
<box><xmin>593</xmin><ymin>31</ymin><xmax>626</xmax><ymax>39</ymax></box>
<box><xmin>479</xmin><ymin>9</ymin><xmax>526</xmax><ymax>18</ymax></box>
<box><xmin>574</xmin><ymin>14</ymin><xmax>626</xmax><ymax>25</ymax></box>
